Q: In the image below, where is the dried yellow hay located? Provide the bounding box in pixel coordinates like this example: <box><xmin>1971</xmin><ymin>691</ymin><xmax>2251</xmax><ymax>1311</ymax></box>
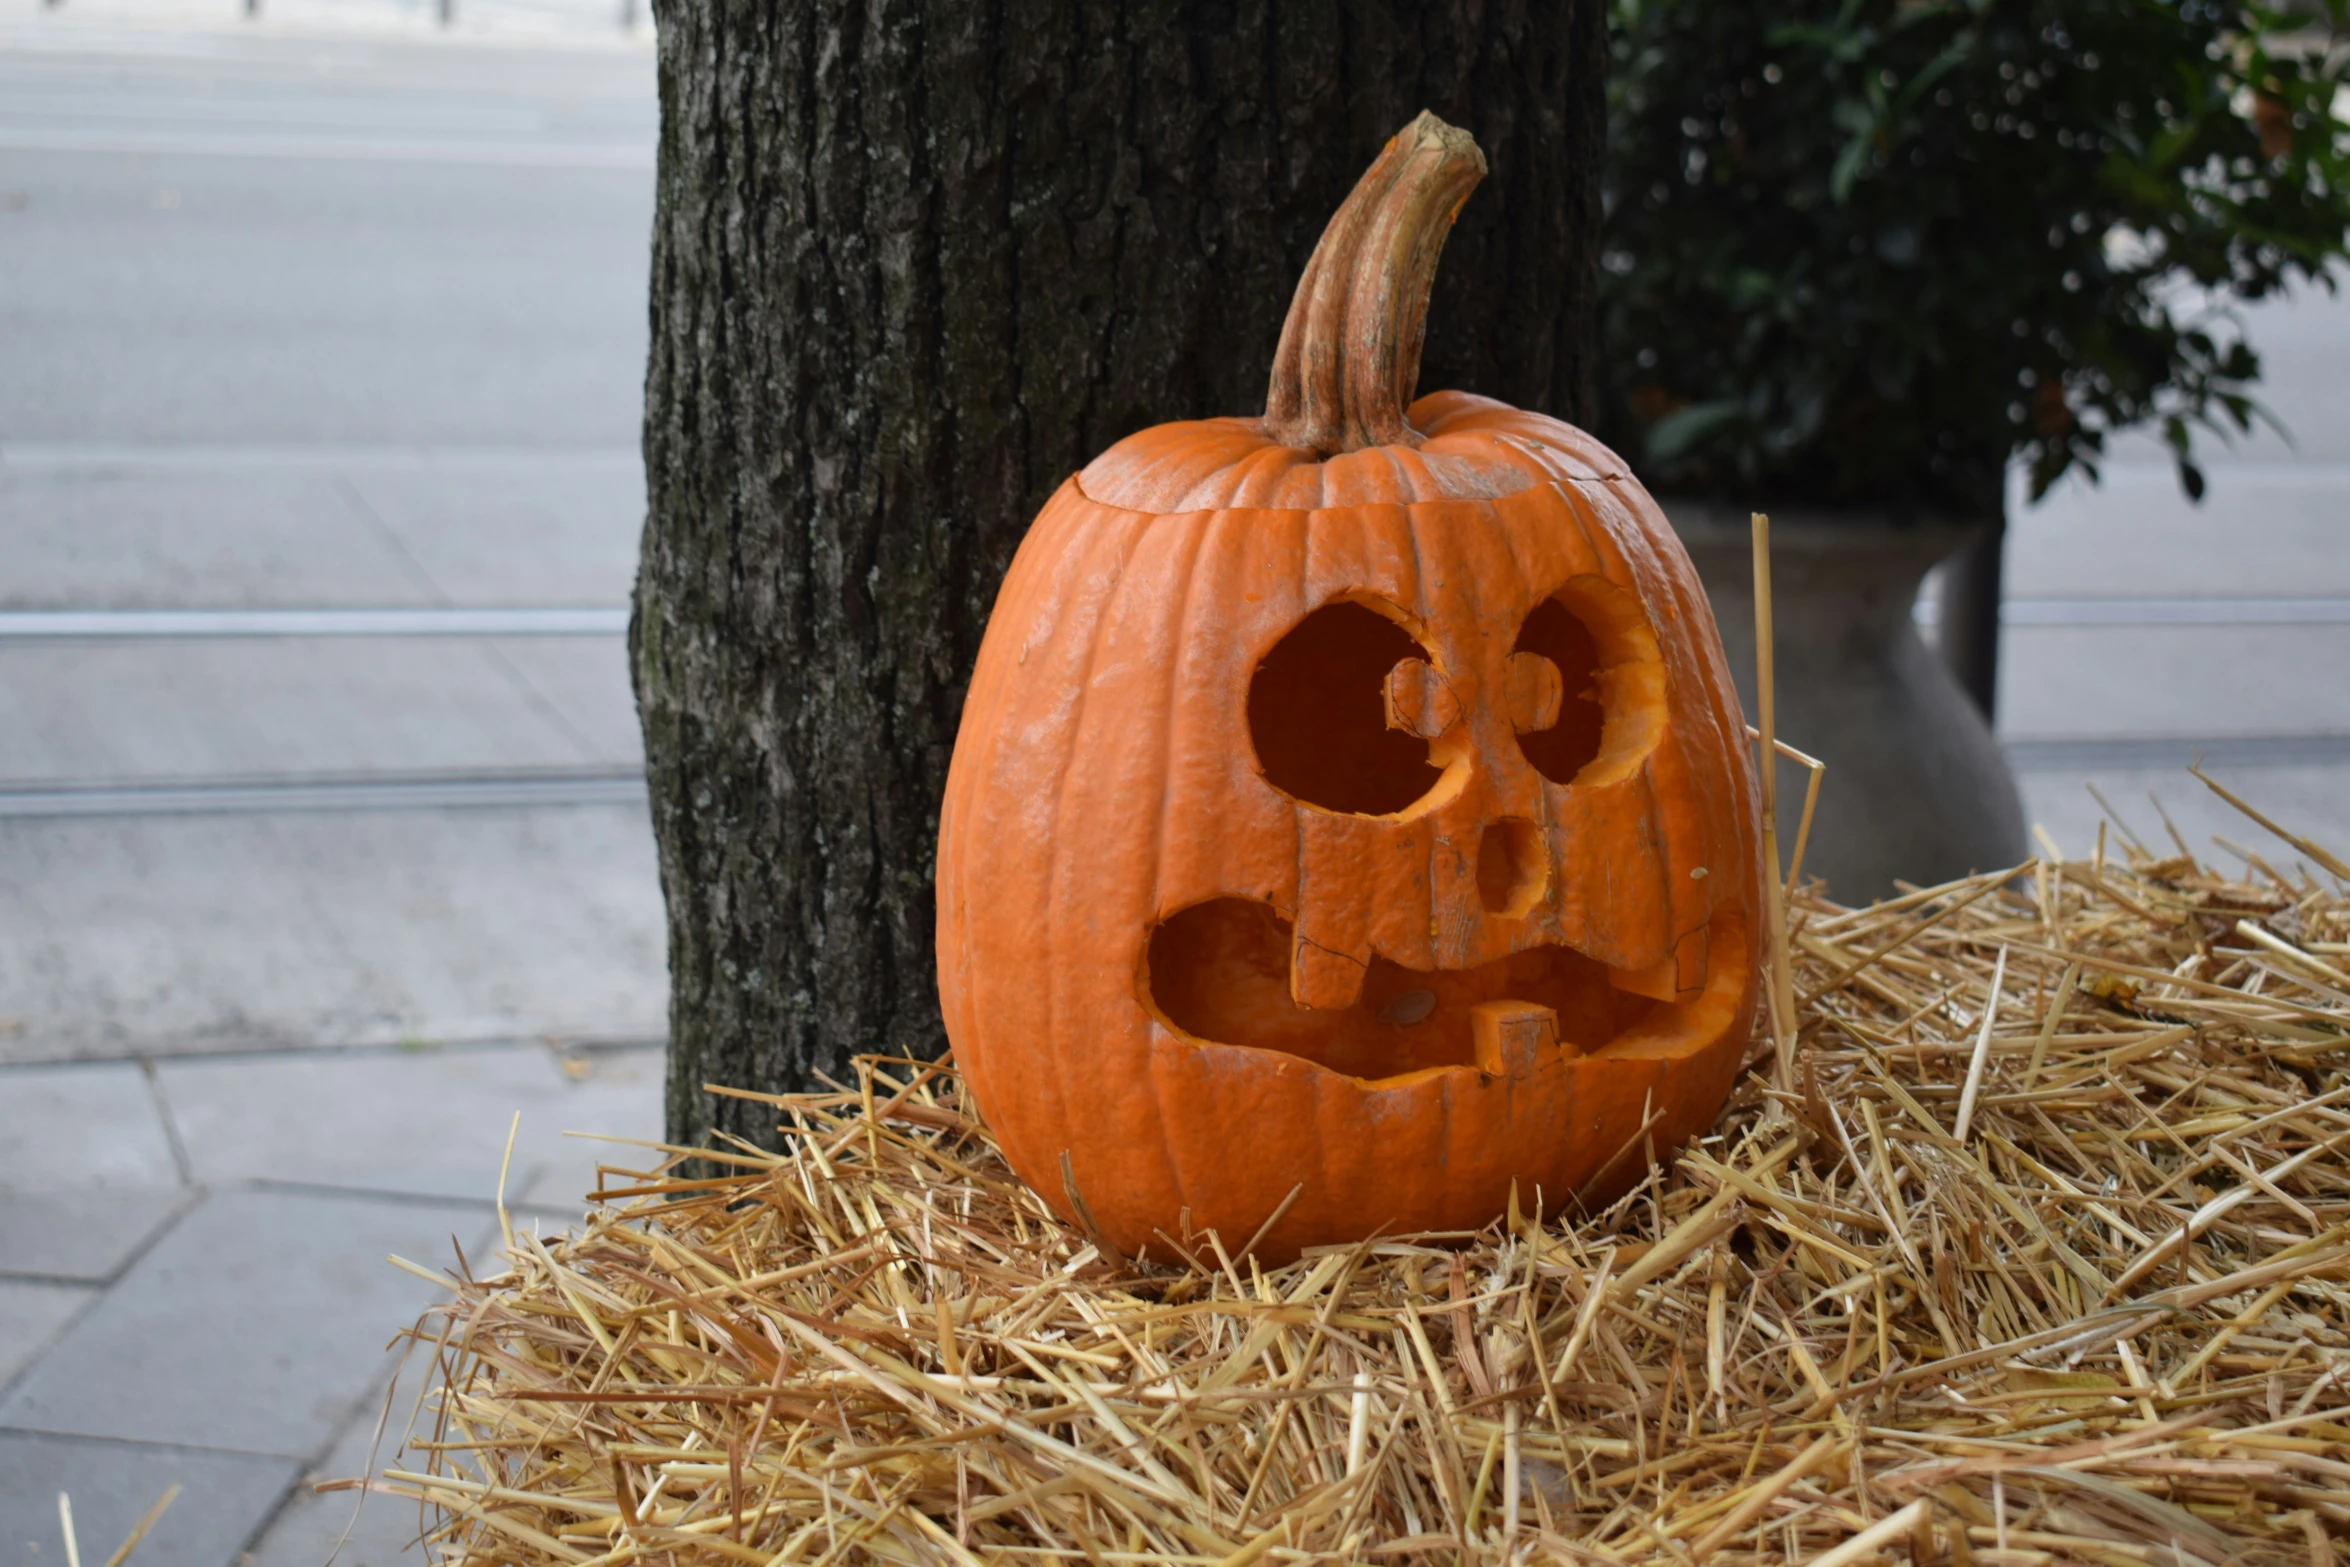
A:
<box><xmin>350</xmin><ymin>789</ymin><xmax>2350</xmax><ymax>1566</ymax></box>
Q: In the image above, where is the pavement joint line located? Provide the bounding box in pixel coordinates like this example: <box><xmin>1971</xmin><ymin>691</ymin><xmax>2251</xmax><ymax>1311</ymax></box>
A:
<box><xmin>0</xmin><ymin>602</ymin><xmax>2340</xmax><ymax>642</ymax></box>
<box><xmin>0</xmin><ymin>128</ymin><xmax>654</xmax><ymax>168</ymax></box>
<box><xmin>0</xmin><ymin>766</ymin><xmax>648</xmax><ymax>817</ymax></box>
<box><xmin>0</xmin><ymin>441</ymin><xmax>640</xmax><ymax>468</ymax></box>
<box><xmin>0</xmin><ymin>607</ymin><xmax>629</xmax><ymax>638</ymax></box>
<box><xmin>482</xmin><ymin>635</ymin><xmax>616</xmax><ymax>765</ymax></box>
<box><xmin>0</xmin><ymin>18</ymin><xmax>652</xmax><ymax>47</ymax></box>
<box><xmin>261</xmin><ymin>1369</ymin><xmax>427</xmax><ymax>1551</ymax></box>
<box><xmin>242</xmin><ymin>1175</ymin><xmax>554</xmax><ymax>1215</ymax></box>
<box><xmin>0</xmin><ymin>1270</ymin><xmax>115</xmax><ymax>1291</ymax></box>
<box><xmin>0</xmin><ymin>1035</ymin><xmax>665</xmax><ymax>1072</ymax></box>
<box><xmin>0</xmin><ymin>1267</ymin><xmax>119</xmax><ymax>1406</ymax></box>
<box><xmin>1999</xmin><ymin>597</ymin><xmax>2350</xmax><ymax>627</ymax></box>
<box><xmin>334</xmin><ymin>468</ymin><xmax>458</xmax><ymax>605</ymax></box>
<box><xmin>137</xmin><ymin>1056</ymin><xmax>198</xmax><ymax>1189</ymax></box>
<box><xmin>10</xmin><ymin>747</ymin><xmax>2343</xmax><ymax>814</ymax></box>
<box><xmin>2003</xmin><ymin>732</ymin><xmax>2350</xmax><ymax>771</ymax></box>
<box><xmin>0</xmin><ymin>1189</ymin><xmax>201</xmax><ymax>1295</ymax></box>
<box><xmin>7</xmin><ymin>444</ymin><xmax>2306</xmax><ymax>474</ymax></box>
<box><xmin>0</xmin><ymin>1277</ymin><xmax>104</xmax><ymax>1406</ymax></box>
<box><xmin>0</xmin><ymin>1420</ymin><xmax>330</xmax><ymax>1464</ymax></box>
<box><xmin>0</xmin><ymin>1035</ymin><xmax>667</xmax><ymax>1072</ymax></box>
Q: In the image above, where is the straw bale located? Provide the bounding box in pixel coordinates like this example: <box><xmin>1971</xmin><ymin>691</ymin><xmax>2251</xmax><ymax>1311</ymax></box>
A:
<box><xmin>349</xmin><ymin>786</ymin><xmax>2350</xmax><ymax>1565</ymax></box>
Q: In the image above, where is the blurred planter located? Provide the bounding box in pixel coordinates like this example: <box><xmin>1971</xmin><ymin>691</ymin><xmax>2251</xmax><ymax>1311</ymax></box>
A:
<box><xmin>1665</xmin><ymin>501</ymin><xmax>2027</xmax><ymax>902</ymax></box>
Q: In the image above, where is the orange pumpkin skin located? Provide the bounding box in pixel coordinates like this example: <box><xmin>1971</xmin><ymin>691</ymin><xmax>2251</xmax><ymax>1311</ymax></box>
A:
<box><xmin>934</xmin><ymin>119</ymin><xmax>1760</xmax><ymax>1263</ymax></box>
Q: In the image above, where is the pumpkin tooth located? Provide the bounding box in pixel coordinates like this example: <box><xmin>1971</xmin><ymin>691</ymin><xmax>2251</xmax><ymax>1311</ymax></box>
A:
<box><xmin>1469</xmin><ymin>1000</ymin><xmax>1566</xmax><ymax>1076</ymax></box>
<box><xmin>1288</xmin><ymin>933</ymin><xmax>1369</xmax><ymax>1010</ymax></box>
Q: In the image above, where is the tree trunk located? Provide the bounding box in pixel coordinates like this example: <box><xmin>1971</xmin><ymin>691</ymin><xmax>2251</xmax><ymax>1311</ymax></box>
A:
<box><xmin>633</xmin><ymin>0</ymin><xmax>1608</xmax><ymax>1152</ymax></box>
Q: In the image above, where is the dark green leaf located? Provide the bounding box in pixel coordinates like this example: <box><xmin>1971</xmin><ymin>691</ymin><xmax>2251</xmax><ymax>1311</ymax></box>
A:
<box><xmin>1645</xmin><ymin>400</ymin><xmax>1752</xmax><ymax>463</ymax></box>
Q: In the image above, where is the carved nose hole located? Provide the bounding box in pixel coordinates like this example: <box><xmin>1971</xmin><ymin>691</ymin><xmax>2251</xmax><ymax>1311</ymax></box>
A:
<box><xmin>1476</xmin><ymin>817</ymin><xmax>1548</xmax><ymax>917</ymax></box>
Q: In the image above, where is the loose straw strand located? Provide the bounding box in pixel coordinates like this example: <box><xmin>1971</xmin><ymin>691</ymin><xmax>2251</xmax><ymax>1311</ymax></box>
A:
<box><xmin>366</xmin><ymin>788</ymin><xmax>2350</xmax><ymax>1567</ymax></box>
<box><xmin>1752</xmin><ymin>511</ymin><xmax>1798</xmax><ymax>1095</ymax></box>
<box><xmin>1953</xmin><ymin>944</ymin><xmax>2008</xmax><ymax>1144</ymax></box>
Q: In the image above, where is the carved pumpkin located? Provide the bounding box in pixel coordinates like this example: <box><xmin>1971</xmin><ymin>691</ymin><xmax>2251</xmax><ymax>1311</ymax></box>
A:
<box><xmin>937</xmin><ymin>113</ymin><xmax>1760</xmax><ymax>1262</ymax></box>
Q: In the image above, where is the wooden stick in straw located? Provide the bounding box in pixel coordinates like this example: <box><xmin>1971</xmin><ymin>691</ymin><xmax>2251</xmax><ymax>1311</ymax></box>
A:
<box><xmin>1236</xmin><ymin>1182</ymin><xmax>1305</xmax><ymax>1264</ymax></box>
<box><xmin>1752</xmin><ymin>512</ymin><xmax>1798</xmax><ymax>1093</ymax></box>
<box><xmin>1781</xmin><ymin>741</ymin><xmax>1826</xmax><ymax>899</ymax></box>
<box><xmin>101</xmin><ymin>1486</ymin><xmax>180</xmax><ymax>1567</ymax></box>
<box><xmin>1502</xmin><ymin>1403</ymin><xmax>1521</xmax><ymax>1547</ymax></box>
<box><xmin>2025</xmin><ymin>960</ymin><xmax>2080</xmax><ymax>1086</ymax></box>
<box><xmin>1743</xmin><ymin>726</ymin><xmax>1827</xmax><ymax>902</ymax></box>
<box><xmin>1808</xmin><ymin>1501</ymin><xmax>1930</xmax><ymax>1567</ymax></box>
<box><xmin>1689</xmin><ymin>1433</ymin><xmax>1841</xmax><ymax>1562</ymax></box>
<box><xmin>495</xmin><ymin>1110</ymin><xmax>520</xmax><ymax>1257</ymax></box>
<box><xmin>2193</xmin><ymin>763</ymin><xmax>2350</xmax><ymax>882</ymax></box>
<box><xmin>1953</xmin><ymin>945</ymin><xmax>2008</xmax><ymax>1144</ymax></box>
<box><xmin>1345</xmin><ymin>1369</ymin><xmax>1371</xmax><ymax>1476</ymax></box>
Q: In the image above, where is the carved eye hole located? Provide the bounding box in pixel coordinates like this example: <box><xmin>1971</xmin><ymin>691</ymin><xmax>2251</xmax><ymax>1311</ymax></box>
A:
<box><xmin>1511</xmin><ymin>596</ymin><xmax>1609</xmax><ymax>784</ymax></box>
<box><xmin>1249</xmin><ymin>600</ymin><xmax>1444</xmax><ymax>816</ymax></box>
<box><xmin>1512</xmin><ymin>578</ymin><xmax>1669</xmax><ymax>786</ymax></box>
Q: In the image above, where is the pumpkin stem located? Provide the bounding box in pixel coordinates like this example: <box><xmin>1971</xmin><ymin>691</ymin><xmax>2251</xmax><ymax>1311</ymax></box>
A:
<box><xmin>1264</xmin><ymin>111</ymin><xmax>1488</xmax><ymax>456</ymax></box>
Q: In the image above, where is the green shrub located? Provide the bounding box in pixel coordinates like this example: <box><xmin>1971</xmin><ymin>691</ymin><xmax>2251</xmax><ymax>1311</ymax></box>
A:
<box><xmin>1601</xmin><ymin>0</ymin><xmax>2350</xmax><ymax>514</ymax></box>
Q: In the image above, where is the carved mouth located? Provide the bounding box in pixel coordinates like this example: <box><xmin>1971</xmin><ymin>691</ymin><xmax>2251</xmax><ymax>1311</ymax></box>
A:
<box><xmin>1141</xmin><ymin>898</ymin><xmax>1660</xmax><ymax>1084</ymax></box>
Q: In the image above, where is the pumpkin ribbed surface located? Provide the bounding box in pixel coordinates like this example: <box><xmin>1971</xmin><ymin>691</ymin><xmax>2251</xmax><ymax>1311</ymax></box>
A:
<box><xmin>935</xmin><ymin>115</ymin><xmax>1760</xmax><ymax>1260</ymax></box>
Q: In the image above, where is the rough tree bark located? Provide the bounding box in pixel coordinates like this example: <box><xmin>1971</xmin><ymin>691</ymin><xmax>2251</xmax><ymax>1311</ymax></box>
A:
<box><xmin>633</xmin><ymin>1</ymin><xmax>1608</xmax><ymax>1151</ymax></box>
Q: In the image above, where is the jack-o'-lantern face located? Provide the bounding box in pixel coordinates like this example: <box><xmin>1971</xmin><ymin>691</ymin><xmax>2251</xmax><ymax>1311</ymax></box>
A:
<box><xmin>936</xmin><ymin>114</ymin><xmax>1760</xmax><ymax>1261</ymax></box>
<box><xmin>1146</xmin><ymin>572</ymin><xmax>1690</xmax><ymax>1086</ymax></box>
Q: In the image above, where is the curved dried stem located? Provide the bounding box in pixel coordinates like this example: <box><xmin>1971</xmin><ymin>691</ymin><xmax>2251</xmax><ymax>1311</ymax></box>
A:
<box><xmin>1263</xmin><ymin>111</ymin><xmax>1487</xmax><ymax>456</ymax></box>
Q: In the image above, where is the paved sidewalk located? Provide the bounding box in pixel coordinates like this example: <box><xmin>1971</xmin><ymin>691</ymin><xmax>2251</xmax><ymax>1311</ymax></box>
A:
<box><xmin>1</xmin><ymin>21</ymin><xmax>668</xmax><ymax>1567</ymax></box>
<box><xmin>0</xmin><ymin>1040</ymin><xmax>663</xmax><ymax>1567</ymax></box>
<box><xmin>0</xmin><ymin>18</ymin><xmax>665</xmax><ymax>1066</ymax></box>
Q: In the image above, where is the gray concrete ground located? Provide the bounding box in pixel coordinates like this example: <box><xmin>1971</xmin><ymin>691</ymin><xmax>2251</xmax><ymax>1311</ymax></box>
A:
<box><xmin>0</xmin><ymin>9</ymin><xmax>2345</xmax><ymax>1567</ymax></box>
<box><xmin>2</xmin><ymin>16</ymin><xmax>666</xmax><ymax>1567</ymax></box>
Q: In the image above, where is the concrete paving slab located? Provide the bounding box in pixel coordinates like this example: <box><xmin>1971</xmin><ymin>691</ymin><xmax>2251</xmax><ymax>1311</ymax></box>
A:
<box><xmin>0</xmin><ymin>805</ymin><xmax>665</xmax><ymax>1064</ymax></box>
<box><xmin>0</xmin><ymin>1431</ymin><xmax>299</xmax><ymax>1567</ymax></box>
<box><xmin>0</xmin><ymin>1187</ymin><xmax>497</xmax><ymax>1457</ymax></box>
<box><xmin>0</xmin><ymin>465</ymin><xmax>437</xmax><ymax>611</ymax></box>
<box><xmin>1998</xmin><ymin>623</ymin><xmax>2350</xmax><ymax>741</ymax></box>
<box><xmin>7</xmin><ymin>0</ymin><xmax>645</xmax><ymax>42</ymax></box>
<box><xmin>0</xmin><ymin>1191</ymin><xmax>191</xmax><ymax>1284</ymax></box>
<box><xmin>0</xmin><ymin>140</ymin><xmax>648</xmax><ymax>449</ymax></box>
<box><xmin>0</xmin><ymin>21</ymin><xmax>657</xmax><ymax>140</ymax></box>
<box><xmin>487</xmin><ymin>636</ymin><xmax>643</xmax><ymax>767</ymax></box>
<box><xmin>347</xmin><ymin>453</ymin><xmax>644</xmax><ymax>606</ymax></box>
<box><xmin>0</xmin><ymin>1063</ymin><xmax>181</xmax><ymax>1188</ymax></box>
<box><xmin>515</xmin><ymin>1046</ymin><xmax>669</xmax><ymax>1212</ymax></box>
<box><xmin>2008</xmin><ymin>460</ymin><xmax>2350</xmax><ymax>600</ymax></box>
<box><xmin>2017</xmin><ymin>762</ymin><xmax>2350</xmax><ymax>873</ymax></box>
<box><xmin>246</xmin><ymin>1369</ymin><xmax>443</xmax><ymax>1567</ymax></box>
<box><xmin>157</xmin><ymin>1041</ymin><xmax>663</xmax><ymax>1207</ymax></box>
<box><xmin>0</xmin><ymin>638</ymin><xmax>600</xmax><ymax>786</ymax></box>
<box><xmin>0</xmin><ymin>1280</ymin><xmax>95</xmax><ymax>1389</ymax></box>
